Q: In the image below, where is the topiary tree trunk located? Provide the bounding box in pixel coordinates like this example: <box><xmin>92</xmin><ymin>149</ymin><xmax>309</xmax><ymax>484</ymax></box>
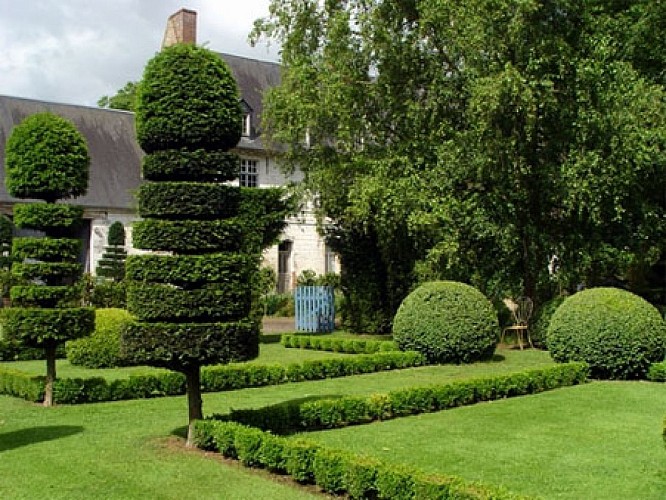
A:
<box><xmin>3</xmin><ymin>112</ymin><xmax>95</xmax><ymax>406</ymax></box>
<box><xmin>124</xmin><ymin>43</ymin><xmax>292</xmax><ymax>446</ymax></box>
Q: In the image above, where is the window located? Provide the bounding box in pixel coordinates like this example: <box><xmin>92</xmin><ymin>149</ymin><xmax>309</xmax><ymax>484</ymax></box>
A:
<box><xmin>240</xmin><ymin>159</ymin><xmax>258</xmax><ymax>188</ymax></box>
<box><xmin>325</xmin><ymin>244</ymin><xmax>337</xmax><ymax>274</ymax></box>
<box><xmin>242</xmin><ymin>112</ymin><xmax>252</xmax><ymax>137</ymax></box>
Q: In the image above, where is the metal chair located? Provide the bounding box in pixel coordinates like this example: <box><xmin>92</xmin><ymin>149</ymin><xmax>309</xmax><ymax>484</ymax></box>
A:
<box><xmin>500</xmin><ymin>297</ymin><xmax>533</xmax><ymax>349</ymax></box>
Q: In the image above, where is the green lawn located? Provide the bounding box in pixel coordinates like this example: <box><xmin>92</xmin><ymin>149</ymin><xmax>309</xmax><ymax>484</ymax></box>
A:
<box><xmin>0</xmin><ymin>347</ymin><xmax>662</xmax><ymax>499</ymax></box>
<box><xmin>304</xmin><ymin>381</ymin><xmax>666</xmax><ymax>500</ymax></box>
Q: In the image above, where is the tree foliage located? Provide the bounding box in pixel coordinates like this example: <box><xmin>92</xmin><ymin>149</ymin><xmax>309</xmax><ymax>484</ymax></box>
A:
<box><xmin>253</xmin><ymin>0</ymin><xmax>666</xmax><ymax>329</ymax></box>
<box><xmin>97</xmin><ymin>81</ymin><xmax>138</xmax><ymax>111</ymax></box>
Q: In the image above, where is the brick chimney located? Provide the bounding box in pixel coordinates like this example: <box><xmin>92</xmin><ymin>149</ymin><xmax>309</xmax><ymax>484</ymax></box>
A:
<box><xmin>161</xmin><ymin>8</ymin><xmax>197</xmax><ymax>48</ymax></box>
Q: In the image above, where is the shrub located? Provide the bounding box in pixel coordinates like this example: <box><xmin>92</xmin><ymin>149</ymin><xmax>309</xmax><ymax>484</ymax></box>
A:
<box><xmin>648</xmin><ymin>361</ymin><xmax>666</xmax><ymax>382</ymax></box>
<box><xmin>393</xmin><ymin>281</ymin><xmax>499</xmax><ymax>363</ymax></box>
<box><xmin>547</xmin><ymin>287</ymin><xmax>666</xmax><ymax>379</ymax></box>
<box><xmin>90</xmin><ymin>281</ymin><xmax>127</xmax><ymax>308</ymax></box>
<box><xmin>66</xmin><ymin>308</ymin><xmax>133</xmax><ymax>368</ymax></box>
<box><xmin>530</xmin><ymin>295</ymin><xmax>566</xmax><ymax>348</ymax></box>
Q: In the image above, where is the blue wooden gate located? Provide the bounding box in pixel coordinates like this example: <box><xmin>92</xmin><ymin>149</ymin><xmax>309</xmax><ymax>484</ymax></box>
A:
<box><xmin>295</xmin><ymin>286</ymin><xmax>335</xmax><ymax>333</ymax></box>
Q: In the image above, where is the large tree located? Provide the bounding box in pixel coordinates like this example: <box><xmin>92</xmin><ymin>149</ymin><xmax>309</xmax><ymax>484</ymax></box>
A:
<box><xmin>123</xmin><ymin>43</ymin><xmax>291</xmax><ymax>446</ymax></box>
<box><xmin>3</xmin><ymin>112</ymin><xmax>95</xmax><ymax>406</ymax></box>
<box><xmin>253</xmin><ymin>0</ymin><xmax>666</xmax><ymax>323</ymax></box>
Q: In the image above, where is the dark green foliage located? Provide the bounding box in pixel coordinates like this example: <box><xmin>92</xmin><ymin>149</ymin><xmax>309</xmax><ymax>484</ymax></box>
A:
<box><xmin>12</xmin><ymin>203</ymin><xmax>83</xmax><ymax>235</ymax></box>
<box><xmin>107</xmin><ymin>221</ymin><xmax>125</xmax><ymax>247</ymax></box>
<box><xmin>11</xmin><ymin>262</ymin><xmax>82</xmax><ymax>285</ymax></box>
<box><xmin>135</xmin><ymin>44</ymin><xmax>242</xmax><ymax>153</ymax></box>
<box><xmin>193</xmin><ymin>419</ymin><xmax>545</xmax><ymax>499</ymax></box>
<box><xmin>238</xmin><ymin>187</ymin><xmax>295</xmax><ymax>254</ymax></box>
<box><xmin>0</xmin><ymin>214</ymin><xmax>13</xmax><ymax>269</ymax></box>
<box><xmin>126</xmin><ymin>253</ymin><xmax>253</xmax><ymax>287</ymax></box>
<box><xmin>4</xmin><ymin>113</ymin><xmax>90</xmax><ymax>202</ymax></box>
<box><xmin>282</xmin><ymin>334</ymin><xmax>397</xmax><ymax>354</ymax></box>
<box><xmin>121</xmin><ymin>320</ymin><xmax>259</xmax><ymax>371</ymax></box>
<box><xmin>223</xmin><ymin>363</ymin><xmax>588</xmax><ymax>434</ymax></box>
<box><xmin>2</xmin><ymin>307</ymin><xmax>95</xmax><ymax>347</ymax></box>
<box><xmin>142</xmin><ymin>149</ymin><xmax>240</xmax><ymax>182</ymax></box>
<box><xmin>137</xmin><ymin>182</ymin><xmax>241</xmax><ymax>219</ymax></box>
<box><xmin>530</xmin><ymin>296</ymin><xmax>566</xmax><ymax>348</ymax></box>
<box><xmin>66</xmin><ymin>308</ymin><xmax>133</xmax><ymax>368</ymax></box>
<box><xmin>97</xmin><ymin>81</ymin><xmax>137</xmax><ymax>111</ymax></box>
<box><xmin>547</xmin><ymin>287</ymin><xmax>666</xmax><ymax>379</ymax></box>
<box><xmin>0</xmin><ymin>339</ymin><xmax>65</xmax><ymax>362</ymax></box>
<box><xmin>262</xmin><ymin>293</ymin><xmax>294</xmax><ymax>316</ymax></box>
<box><xmin>131</xmin><ymin>218</ymin><xmax>243</xmax><ymax>253</ymax></box>
<box><xmin>393</xmin><ymin>281</ymin><xmax>499</xmax><ymax>364</ymax></box>
<box><xmin>89</xmin><ymin>281</ymin><xmax>126</xmax><ymax>309</ymax></box>
<box><xmin>12</xmin><ymin>237</ymin><xmax>81</xmax><ymax>262</ymax></box>
<box><xmin>0</xmin><ymin>350</ymin><xmax>427</xmax><ymax>404</ymax></box>
<box><xmin>126</xmin><ymin>283</ymin><xmax>251</xmax><ymax>322</ymax></box>
<box><xmin>10</xmin><ymin>285</ymin><xmax>82</xmax><ymax>308</ymax></box>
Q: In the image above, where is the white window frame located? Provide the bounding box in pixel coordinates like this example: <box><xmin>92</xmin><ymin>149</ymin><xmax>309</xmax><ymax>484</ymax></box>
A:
<box><xmin>240</xmin><ymin>158</ymin><xmax>259</xmax><ymax>188</ymax></box>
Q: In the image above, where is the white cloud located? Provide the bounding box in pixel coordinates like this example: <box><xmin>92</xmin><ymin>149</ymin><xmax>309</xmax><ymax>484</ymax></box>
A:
<box><xmin>0</xmin><ymin>0</ymin><xmax>278</xmax><ymax>106</ymax></box>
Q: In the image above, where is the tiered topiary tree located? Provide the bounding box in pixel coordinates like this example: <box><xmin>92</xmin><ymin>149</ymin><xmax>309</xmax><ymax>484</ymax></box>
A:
<box><xmin>0</xmin><ymin>214</ymin><xmax>14</xmax><ymax>301</ymax></box>
<box><xmin>96</xmin><ymin>221</ymin><xmax>127</xmax><ymax>281</ymax></box>
<box><xmin>547</xmin><ymin>287</ymin><xmax>666</xmax><ymax>379</ymax></box>
<box><xmin>393</xmin><ymin>281</ymin><xmax>499</xmax><ymax>364</ymax></box>
<box><xmin>3</xmin><ymin>112</ymin><xmax>95</xmax><ymax>406</ymax></box>
<box><xmin>124</xmin><ymin>43</ymin><xmax>291</xmax><ymax>446</ymax></box>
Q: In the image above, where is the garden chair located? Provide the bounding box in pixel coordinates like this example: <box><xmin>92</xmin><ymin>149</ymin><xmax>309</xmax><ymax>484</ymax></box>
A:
<box><xmin>500</xmin><ymin>297</ymin><xmax>533</xmax><ymax>349</ymax></box>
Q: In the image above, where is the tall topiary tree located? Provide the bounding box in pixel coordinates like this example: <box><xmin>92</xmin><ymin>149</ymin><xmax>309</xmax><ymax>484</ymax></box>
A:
<box><xmin>96</xmin><ymin>221</ymin><xmax>127</xmax><ymax>281</ymax></box>
<box><xmin>124</xmin><ymin>43</ymin><xmax>292</xmax><ymax>446</ymax></box>
<box><xmin>3</xmin><ymin>112</ymin><xmax>95</xmax><ymax>406</ymax></box>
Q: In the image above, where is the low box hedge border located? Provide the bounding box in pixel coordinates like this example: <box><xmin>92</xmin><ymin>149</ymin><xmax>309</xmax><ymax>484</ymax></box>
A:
<box><xmin>217</xmin><ymin>363</ymin><xmax>590</xmax><ymax>434</ymax></box>
<box><xmin>282</xmin><ymin>334</ymin><xmax>397</xmax><ymax>354</ymax></box>
<box><xmin>193</xmin><ymin>420</ymin><xmax>532</xmax><ymax>500</ymax></box>
<box><xmin>0</xmin><ymin>350</ymin><xmax>426</xmax><ymax>404</ymax></box>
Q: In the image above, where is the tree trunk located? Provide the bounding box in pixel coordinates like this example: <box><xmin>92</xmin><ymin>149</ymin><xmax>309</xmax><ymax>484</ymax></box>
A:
<box><xmin>43</xmin><ymin>343</ymin><xmax>57</xmax><ymax>407</ymax></box>
<box><xmin>185</xmin><ymin>366</ymin><xmax>203</xmax><ymax>448</ymax></box>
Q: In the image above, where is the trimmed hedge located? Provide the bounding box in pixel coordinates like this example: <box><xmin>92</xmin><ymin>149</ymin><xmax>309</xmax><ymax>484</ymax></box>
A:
<box><xmin>12</xmin><ymin>237</ymin><xmax>81</xmax><ymax>262</ymax></box>
<box><xmin>193</xmin><ymin>420</ymin><xmax>531</xmax><ymax>499</ymax></box>
<box><xmin>530</xmin><ymin>296</ymin><xmax>566</xmax><ymax>348</ymax></box>
<box><xmin>125</xmin><ymin>253</ymin><xmax>253</xmax><ymax>286</ymax></box>
<box><xmin>90</xmin><ymin>281</ymin><xmax>126</xmax><ymax>309</ymax></box>
<box><xmin>66</xmin><ymin>308</ymin><xmax>134</xmax><ymax>368</ymax></box>
<box><xmin>12</xmin><ymin>262</ymin><xmax>82</xmax><ymax>284</ymax></box>
<box><xmin>221</xmin><ymin>363</ymin><xmax>589</xmax><ymax>434</ymax></box>
<box><xmin>4</xmin><ymin>112</ymin><xmax>89</xmax><ymax>202</ymax></box>
<box><xmin>10</xmin><ymin>285</ymin><xmax>82</xmax><ymax>308</ymax></box>
<box><xmin>648</xmin><ymin>361</ymin><xmax>666</xmax><ymax>382</ymax></box>
<box><xmin>137</xmin><ymin>182</ymin><xmax>241</xmax><ymax>219</ymax></box>
<box><xmin>126</xmin><ymin>282</ymin><xmax>251</xmax><ymax>322</ymax></box>
<box><xmin>547</xmin><ymin>287</ymin><xmax>666</xmax><ymax>379</ymax></box>
<box><xmin>131</xmin><ymin>218</ymin><xmax>243</xmax><ymax>253</ymax></box>
<box><xmin>135</xmin><ymin>44</ymin><xmax>242</xmax><ymax>153</ymax></box>
<box><xmin>142</xmin><ymin>149</ymin><xmax>240</xmax><ymax>182</ymax></box>
<box><xmin>393</xmin><ymin>281</ymin><xmax>499</xmax><ymax>364</ymax></box>
<box><xmin>0</xmin><ymin>350</ymin><xmax>426</xmax><ymax>404</ymax></box>
<box><xmin>2</xmin><ymin>307</ymin><xmax>95</xmax><ymax>346</ymax></box>
<box><xmin>282</xmin><ymin>334</ymin><xmax>397</xmax><ymax>354</ymax></box>
<box><xmin>12</xmin><ymin>203</ymin><xmax>83</xmax><ymax>234</ymax></box>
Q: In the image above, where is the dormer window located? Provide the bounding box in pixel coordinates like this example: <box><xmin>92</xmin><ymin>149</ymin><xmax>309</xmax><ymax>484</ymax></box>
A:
<box><xmin>240</xmin><ymin>99</ymin><xmax>252</xmax><ymax>137</ymax></box>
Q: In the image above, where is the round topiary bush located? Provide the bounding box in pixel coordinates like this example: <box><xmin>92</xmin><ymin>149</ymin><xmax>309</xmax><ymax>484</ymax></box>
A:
<box><xmin>66</xmin><ymin>308</ymin><xmax>133</xmax><ymax>368</ymax></box>
<box><xmin>547</xmin><ymin>287</ymin><xmax>666</xmax><ymax>379</ymax></box>
<box><xmin>393</xmin><ymin>281</ymin><xmax>499</xmax><ymax>363</ymax></box>
<box><xmin>530</xmin><ymin>295</ymin><xmax>566</xmax><ymax>348</ymax></box>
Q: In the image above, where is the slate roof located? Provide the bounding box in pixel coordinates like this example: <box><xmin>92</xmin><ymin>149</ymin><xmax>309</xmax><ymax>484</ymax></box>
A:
<box><xmin>0</xmin><ymin>95</ymin><xmax>143</xmax><ymax>211</ymax></box>
<box><xmin>0</xmin><ymin>53</ymin><xmax>282</xmax><ymax>212</ymax></box>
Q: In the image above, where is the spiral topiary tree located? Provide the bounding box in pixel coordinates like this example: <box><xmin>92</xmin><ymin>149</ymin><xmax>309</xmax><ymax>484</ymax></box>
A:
<box><xmin>393</xmin><ymin>281</ymin><xmax>499</xmax><ymax>363</ymax></box>
<box><xmin>95</xmin><ymin>221</ymin><xmax>127</xmax><ymax>281</ymax></box>
<box><xmin>124</xmin><ymin>43</ymin><xmax>292</xmax><ymax>446</ymax></box>
<box><xmin>3</xmin><ymin>112</ymin><xmax>95</xmax><ymax>406</ymax></box>
<box><xmin>547</xmin><ymin>287</ymin><xmax>666</xmax><ymax>379</ymax></box>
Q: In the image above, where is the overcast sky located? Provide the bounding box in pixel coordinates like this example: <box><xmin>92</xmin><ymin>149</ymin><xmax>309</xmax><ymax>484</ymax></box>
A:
<box><xmin>0</xmin><ymin>0</ymin><xmax>278</xmax><ymax>107</ymax></box>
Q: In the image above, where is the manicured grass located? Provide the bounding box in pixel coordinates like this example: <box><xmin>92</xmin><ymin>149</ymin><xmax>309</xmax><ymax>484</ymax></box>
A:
<box><xmin>303</xmin><ymin>381</ymin><xmax>666</xmax><ymax>499</ymax></box>
<box><xmin>2</xmin><ymin>343</ymin><xmax>352</xmax><ymax>380</ymax></box>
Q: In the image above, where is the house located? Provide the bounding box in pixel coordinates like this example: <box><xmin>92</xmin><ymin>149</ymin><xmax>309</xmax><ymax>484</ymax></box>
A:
<box><xmin>0</xmin><ymin>9</ymin><xmax>337</xmax><ymax>293</ymax></box>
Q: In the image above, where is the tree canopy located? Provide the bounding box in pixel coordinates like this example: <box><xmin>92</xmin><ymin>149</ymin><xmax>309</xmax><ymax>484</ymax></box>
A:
<box><xmin>253</xmin><ymin>0</ymin><xmax>666</xmax><ymax>329</ymax></box>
